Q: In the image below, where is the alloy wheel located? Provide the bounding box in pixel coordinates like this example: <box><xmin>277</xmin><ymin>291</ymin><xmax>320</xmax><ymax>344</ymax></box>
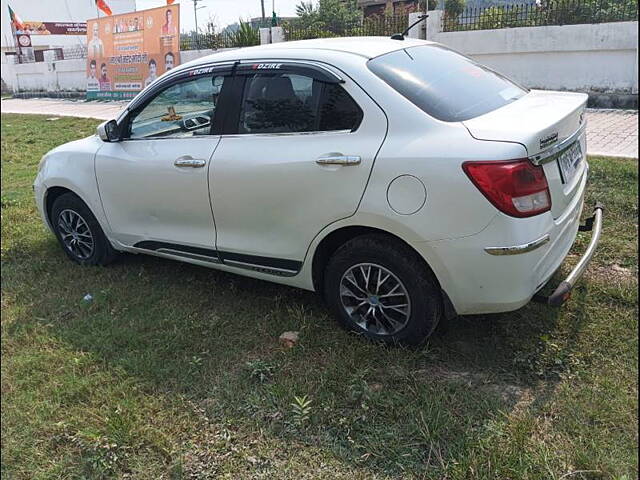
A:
<box><xmin>339</xmin><ymin>263</ymin><xmax>411</xmax><ymax>335</ymax></box>
<box><xmin>57</xmin><ymin>209</ymin><xmax>95</xmax><ymax>260</ymax></box>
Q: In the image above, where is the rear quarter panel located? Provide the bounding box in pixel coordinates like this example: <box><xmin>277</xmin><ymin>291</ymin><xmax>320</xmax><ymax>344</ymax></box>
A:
<box><xmin>354</xmin><ymin>68</ymin><xmax>530</xmax><ymax>242</ymax></box>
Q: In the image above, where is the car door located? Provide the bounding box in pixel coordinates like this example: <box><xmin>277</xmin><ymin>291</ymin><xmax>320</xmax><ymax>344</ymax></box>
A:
<box><xmin>209</xmin><ymin>61</ymin><xmax>387</xmax><ymax>275</ymax></box>
<box><xmin>95</xmin><ymin>66</ymin><xmax>232</xmax><ymax>256</ymax></box>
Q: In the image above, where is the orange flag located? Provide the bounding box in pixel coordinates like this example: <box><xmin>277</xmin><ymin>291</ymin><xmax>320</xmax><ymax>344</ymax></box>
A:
<box><xmin>95</xmin><ymin>0</ymin><xmax>113</xmax><ymax>16</ymax></box>
<box><xmin>7</xmin><ymin>5</ymin><xmax>25</xmax><ymax>30</ymax></box>
<box><xmin>167</xmin><ymin>0</ymin><xmax>175</xmax><ymax>4</ymax></box>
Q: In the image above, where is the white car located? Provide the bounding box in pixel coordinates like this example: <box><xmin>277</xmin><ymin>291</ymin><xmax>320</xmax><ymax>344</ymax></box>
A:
<box><xmin>34</xmin><ymin>37</ymin><xmax>603</xmax><ymax>345</ymax></box>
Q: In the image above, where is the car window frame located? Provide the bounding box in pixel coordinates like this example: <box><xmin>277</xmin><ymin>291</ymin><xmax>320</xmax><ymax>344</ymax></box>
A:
<box><xmin>119</xmin><ymin>62</ymin><xmax>237</xmax><ymax>141</ymax></box>
<box><xmin>220</xmin><ymin>60</ymin><xmax>364</xmax><ymax>137</ymax></box>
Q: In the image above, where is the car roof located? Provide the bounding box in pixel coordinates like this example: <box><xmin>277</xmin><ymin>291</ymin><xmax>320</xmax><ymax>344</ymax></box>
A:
<box><xmin>179</xmin><ymin>37</ymin><xmax>434</xmax><ymax>70</ymax></box>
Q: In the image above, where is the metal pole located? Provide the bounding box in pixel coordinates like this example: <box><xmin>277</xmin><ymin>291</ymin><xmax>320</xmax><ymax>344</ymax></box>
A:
<box><xmin>193</xmin><ymin>0</ymin><xmax>199</xmax><ymax>34</ymax></box>
<box><xmin>261</xmin><ymin>0</ymin><xmax>266</xmax><ymax>24</ymax></box>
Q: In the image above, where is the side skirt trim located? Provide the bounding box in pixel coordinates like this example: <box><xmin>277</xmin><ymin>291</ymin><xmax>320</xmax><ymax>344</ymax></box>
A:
<box><xmin>134</xmin><ymin>241</ymin><xmax>221</xmax><ymax>261</ymax></box>
<box><xmin>132</xmin><ymin>241</ymin><xmax>301</xmax><ymax>276</ymax></box>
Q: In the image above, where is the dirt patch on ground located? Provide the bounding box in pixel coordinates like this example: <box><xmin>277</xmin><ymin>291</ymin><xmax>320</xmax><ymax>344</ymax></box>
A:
<box><xmin>413</xmin><ymin>365</ymin><xmax>530</xmax><ymax>405</ymax></box>
<box><xmin>587</xmin><ymin>263</ymin><xmax>637</xmax><ymax>283</ymax></box>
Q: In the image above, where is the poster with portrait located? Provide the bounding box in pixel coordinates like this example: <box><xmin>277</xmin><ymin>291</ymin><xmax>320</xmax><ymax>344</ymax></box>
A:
<box><xmin>86</xmin><ymin>5</ymin><xmax>180</xmax><ymax>100</ymax></box>
<box><xmin>16</xmin><ymin>22</ymin><xmax>87</xmax><ymax>35</ymax></box>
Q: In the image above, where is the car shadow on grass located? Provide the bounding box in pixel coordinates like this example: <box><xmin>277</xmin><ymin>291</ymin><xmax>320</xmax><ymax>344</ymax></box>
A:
<box><xmin>5</xmin><ymin>239</ymin><xmax>593</xmax><ymax>477</ymax></box>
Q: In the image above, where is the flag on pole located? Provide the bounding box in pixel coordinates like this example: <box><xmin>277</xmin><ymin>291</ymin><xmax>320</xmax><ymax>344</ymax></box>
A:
<box><xmin>7</xmin><ymin>4</ymin><xmax>25</xmax><ymax>30</ymax></box>
<box><xmin>95</xmin><ymin>0</ymin><xmax>113</xmax><ymax>16</ymax></box>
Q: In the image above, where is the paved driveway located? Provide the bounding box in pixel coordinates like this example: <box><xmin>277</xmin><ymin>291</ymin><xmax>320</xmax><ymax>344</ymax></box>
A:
<box><xmin>1</xmin><ymin>98</ymin><xmax>126</xmax><ymax>121</ymax></box>
<box><xmin>1</xmin><ymin>98</ymin><xmax>638</xmax><ymax>159</ymax></box>
<box><xmin>584</xmin><ymin>109</ymin><xmax>638</xmax><ymax>159</ymax></box>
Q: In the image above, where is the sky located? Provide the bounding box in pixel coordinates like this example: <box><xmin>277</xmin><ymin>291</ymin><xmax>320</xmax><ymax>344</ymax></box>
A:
<box><xmin>135</xmin><ymin>0</ymin><xmax>302</xmax><ymax>32</ymax></box>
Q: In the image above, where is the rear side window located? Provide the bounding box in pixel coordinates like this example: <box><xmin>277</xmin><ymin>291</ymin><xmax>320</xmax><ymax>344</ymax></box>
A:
<box><xmin>368</xmin><ymin>45</ymin><xmax>527</xmax><ymax>122</ymax></box>
<box><xmin>319</xmin><ymin>84</ymin><xmax>363</xmax><ymax>131</ymax></box>
<box><xmin>237</xmin><ymin>72</ymin><xmax>363</xmax><ymax>134</ymax></box>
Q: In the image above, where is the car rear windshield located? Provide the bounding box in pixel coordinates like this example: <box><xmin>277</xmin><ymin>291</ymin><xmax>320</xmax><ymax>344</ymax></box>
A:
<box><xmin>367</xmin><ymin>45</ymin><xmax>527</xmax><ymax>122</ymax></box>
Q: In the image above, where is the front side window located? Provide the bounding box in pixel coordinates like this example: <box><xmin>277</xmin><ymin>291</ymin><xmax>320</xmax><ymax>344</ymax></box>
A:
<box><xmin>368</xmin><ymin>45</ymin><xmax>527</xmax><ymax>122</ymax></box>
<box><xmin>129</xmin><ymin>74</ymin><xmax>226</xmax><ymax>139</ymax></box>
<box><xmin>237</xmin><ymin>72</ymin><xmax>363</xmax><ymax>134</ymax></box>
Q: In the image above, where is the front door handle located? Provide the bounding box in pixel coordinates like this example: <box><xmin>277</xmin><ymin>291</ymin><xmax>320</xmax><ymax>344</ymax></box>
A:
<box><xmin>316</xmin><ymin>154</ymin><xmax>361</xmax><ymax>166</ymax></box>
<box><xmin>174</xmin><ymin>155</ymin><xmax>206</xmax><ymax>168</ymax></box>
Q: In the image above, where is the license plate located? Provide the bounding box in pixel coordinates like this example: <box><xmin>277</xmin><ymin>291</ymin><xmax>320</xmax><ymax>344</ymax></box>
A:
<box><xmin>557</xmin><ymin>138</ymin><xmax>583</xmax><ymax>184</ymax></box>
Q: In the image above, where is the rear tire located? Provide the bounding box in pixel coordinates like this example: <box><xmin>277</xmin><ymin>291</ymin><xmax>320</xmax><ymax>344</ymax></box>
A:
<box><xmin>324</xmin><ymin>234</ymin><xmax>443</xmax><ymax>346</ymax></box>
<box><xmin>51</xmin><ymin>192</ymin><xmax>118</xmax><ymax>266</ymax></box>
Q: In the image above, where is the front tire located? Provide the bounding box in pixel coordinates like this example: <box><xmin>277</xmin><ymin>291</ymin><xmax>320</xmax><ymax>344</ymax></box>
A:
<box><xmin>324</xmin><ymin>234</ymin><xmax>442</xmax><ymax>346</ymax></box>
<box><xmin>51</xmin><ymin>192</ymin><xmax>118</xmax><ymax>266</ymax></box>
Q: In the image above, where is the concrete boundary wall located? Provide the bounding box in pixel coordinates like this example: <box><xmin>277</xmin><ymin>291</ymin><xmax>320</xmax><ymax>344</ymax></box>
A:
<box><xmin>426</xmin><ymin>11</ymin><xmax>638</xmax><ymax>102</ymax></box>
<box><xmin>1</xmin><ymin>17</ymin><xmax>637</xmax><ymax>105</ymax></box>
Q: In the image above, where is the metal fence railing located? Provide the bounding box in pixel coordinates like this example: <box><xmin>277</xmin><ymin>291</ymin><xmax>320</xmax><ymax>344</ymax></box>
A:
<box><xmin>179</xmin><ymin>28</ymin><xmax>260</xmax><ymax>51</ymax></box>
<box><xmin>443</xmin><ymin>0</ymin><xmax>638</xmax><ymax>32</ymax></box>
<box><xmin>284</xmin><ymin>15</ymin><xmax>408</xmax><ymax>41</ymax></box>
<box><xmin>9</xmin><ymin>44</ymin><xmax>88</xmax><ymax>64</ymax></box>
<box><xmin>62</xmin><ymin>44</ymin><xmax>88</xmax><ymax>60</ymax></box>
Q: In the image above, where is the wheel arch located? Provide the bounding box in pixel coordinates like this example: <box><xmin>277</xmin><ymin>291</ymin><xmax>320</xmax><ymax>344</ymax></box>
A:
<box><xmin>44</xmin><ymin>186</ymin><xmax>76</xmax><ymax>230</ymax></box>
<box><xmin>44</xmin><ymin>185</ymin><xmax>110</xmax><ymax>238</ymax></box>
<box><xmin>310</xmin><ymin>225</ymin><xmax>457</xmax><ymax>319</ymax></box>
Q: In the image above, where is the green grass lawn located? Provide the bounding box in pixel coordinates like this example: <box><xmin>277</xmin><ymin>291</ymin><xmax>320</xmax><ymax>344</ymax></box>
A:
<box><xmin>1</xmin><ymin>113</ymin><xmax>638</xmax><ymax>479</ymax></box>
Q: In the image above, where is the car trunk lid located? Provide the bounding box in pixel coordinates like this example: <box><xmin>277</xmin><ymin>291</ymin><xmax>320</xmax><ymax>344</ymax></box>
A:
<box><xmin>463</xmin><ymin>89</ymin><xmax>588</xmax><ymax>219</ymax></box>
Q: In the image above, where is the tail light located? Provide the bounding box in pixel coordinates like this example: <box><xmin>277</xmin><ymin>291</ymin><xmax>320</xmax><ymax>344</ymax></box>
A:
<box><xmin>462</xmin><ymin>159</ymin><xmax>551</xmax><ymax>218</ymax></box>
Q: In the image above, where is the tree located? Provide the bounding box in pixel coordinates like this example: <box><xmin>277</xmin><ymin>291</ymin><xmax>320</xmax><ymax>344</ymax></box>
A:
<box><xmin>444</xmin><ymin>0</ymin><xmax>465</xmax><ymax>17</ymax></box>
<box><xmin>538</xmin><ymin>0</ymin><xmax>637</xmax><ymax>25</ymax></box>
<box><xmin>296</xmin><ymin>1</ymin><xmax>317</xmax><ymax>17</ymax></box>
<box><xmin>442</xmin><ymin>0</ymin><xmax>465</xmax><ymax>30</ymax></box>
<box><xmin>294</xmin><ymin>0</ymin><xmax>361</xmax><ymax>28</ymax></box>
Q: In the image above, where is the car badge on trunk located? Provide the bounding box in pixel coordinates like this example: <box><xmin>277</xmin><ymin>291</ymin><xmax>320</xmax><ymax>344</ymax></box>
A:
<box><xmin>540</xmin><ymin>132</ymin><xmax>558</xmax><ymax>149</ymax></box>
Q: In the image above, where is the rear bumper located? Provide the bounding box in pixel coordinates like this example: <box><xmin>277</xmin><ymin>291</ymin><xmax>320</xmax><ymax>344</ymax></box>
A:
<box><xmin>412</xmin><ymin>165</ymin><xmax>590</xmax><ymax>315</ymax></box>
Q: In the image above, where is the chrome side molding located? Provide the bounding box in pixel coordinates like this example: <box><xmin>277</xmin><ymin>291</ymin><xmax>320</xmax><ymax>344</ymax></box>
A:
<box><xmin>484</xmin><ymin>234</ymin><xmax>550</xmax><ymax>256</ymax></box>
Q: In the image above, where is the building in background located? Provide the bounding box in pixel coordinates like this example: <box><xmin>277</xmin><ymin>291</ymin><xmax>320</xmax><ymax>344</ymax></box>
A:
<box><xmin>1</xmin><ymin>0</ymin><xmax>136</xmax><ymax>62</ymax></box>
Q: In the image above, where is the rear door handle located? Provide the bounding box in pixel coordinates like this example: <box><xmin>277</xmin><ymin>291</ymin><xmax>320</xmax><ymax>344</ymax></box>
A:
<box><xmin>316</xmin><ymin>154</ymin><xmax>361</xmax><ymax>166</ymax></box>
<box><xmin>174</xmin><ymin>155</ymin><xmax>206</xmax><ymax>168</ymax></box>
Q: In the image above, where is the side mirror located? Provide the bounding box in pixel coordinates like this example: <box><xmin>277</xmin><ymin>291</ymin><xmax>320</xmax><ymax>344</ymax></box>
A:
<box><xmin>97</xmin><ymin>119</ymin><xmax>120</xmax><ymax>142</ymax></box>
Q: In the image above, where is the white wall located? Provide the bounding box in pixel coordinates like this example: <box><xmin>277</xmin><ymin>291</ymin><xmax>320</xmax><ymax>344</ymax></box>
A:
<box><xmin>427</xmin><ymin>11</ymin><xmax>638</xmax><ymax>94</ymax></box>
<box><xmin>2</xmin><ymin>58</ymin><xmax>87</xmax><ymax>92</ymax></box>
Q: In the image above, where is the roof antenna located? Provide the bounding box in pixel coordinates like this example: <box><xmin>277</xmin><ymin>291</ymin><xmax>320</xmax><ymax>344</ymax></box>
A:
<box><xmin>390</xmin><ymin>14</ymin><xmax>428</xmax><ymax>40</ymax></box>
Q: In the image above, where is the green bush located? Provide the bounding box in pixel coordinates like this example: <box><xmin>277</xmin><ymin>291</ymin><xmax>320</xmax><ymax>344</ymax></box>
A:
<box><xmin>229</xmin><ymin>21</ymin><xmax>259</xmax><ymax>47</ymax></box>
<box><xmin>446</xmin><ymin>0</ymin><xmax>637</xmax><ymax>31</ymax></box>
<box><xmin>476</xmin><ymin>5</ymin><xmax>531</xmax><ymax>29</ymax></box>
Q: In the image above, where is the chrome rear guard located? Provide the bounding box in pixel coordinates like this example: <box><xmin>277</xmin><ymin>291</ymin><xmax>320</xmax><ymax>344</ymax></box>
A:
<box><xmin>533</xmin><ymin>202</ymin><xmax>604</xmax><ymax>307</ymax></box>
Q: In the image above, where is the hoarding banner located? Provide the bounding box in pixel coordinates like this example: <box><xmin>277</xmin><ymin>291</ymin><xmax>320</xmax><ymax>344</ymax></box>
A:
<box><xmin>86</xmin><ymin>5</ymin><xmax>180</xmax><ymax>100</ymax></box>
<box><xmin>16</xmin><ymin>33</ymin><xmax>35</xmax><ymax>61</ymax></box>
<box><xmin>16</xmin><ymin>22</ymin><xmax>87</xmax><ymax>35</ymax></box>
